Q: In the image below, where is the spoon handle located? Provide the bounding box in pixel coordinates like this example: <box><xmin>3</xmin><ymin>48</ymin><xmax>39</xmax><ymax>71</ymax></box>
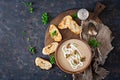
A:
<box><xmin>94</xmin><ymin>2</ymin><xmax>106</xmax><ymax>17</ymax></box>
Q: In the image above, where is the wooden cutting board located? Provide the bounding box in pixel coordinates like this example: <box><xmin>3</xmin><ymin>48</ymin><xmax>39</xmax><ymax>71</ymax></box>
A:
<box><xmin>45</xmin><ymin>3</ymin><xmax>105</xmax><ymax>46</ymax></box>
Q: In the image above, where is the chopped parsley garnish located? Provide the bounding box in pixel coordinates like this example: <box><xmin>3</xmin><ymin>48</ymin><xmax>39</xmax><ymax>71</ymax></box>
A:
<box><xmin>72</xmin><ymin>13</ymin><xmax>78</xmax><ymax>18</ymax></box>
<box><xmin>22</xmin><ymin>31</ymin><xmax>26</xmax><ymax>35</ymax></box>
<box><xmin>41</xmin><ymin>12</ymin><xmax>49</xmax><ymax>25</ymax></box>
<box><xmin>50</xmin><ymin>55</ymin><xmax>55</xmax><ymax>64</ymax></box>
<box><xmin>51</xmin><ymin>30</ymin><xmax>57</xmax><ymax>37</ymax></box>
<box><xmin>88</xmin><ymin>38</ymin><xmax>100</xmax><ymax>48</ymax></box>
<box><xmin>27</xmin><ymin>37</ymin><xmax>30</xmax><ymax>42</ymax></box>
<box><xmin>24</xmin><ymin>2</ymin><xmax>32</xmax><ymax>7</ymax></box>
<box><xmin>29</xmin><ymin>7</ymin><xmax>34</xmax><ymax>13</ymax></box>
<box><xmin>24</xmin><ymin>2</ymin><xmax>34</xmax><ymax>13</ymax></box>
<box><xmin>64</xmin><ymin>75</ymin><xmax>67</xmax><ymax>78</ymax></box>
<box><xmin>29</xmin><ymin>46</ymin><xmax>36</xmax><ymax>54</ymax></box>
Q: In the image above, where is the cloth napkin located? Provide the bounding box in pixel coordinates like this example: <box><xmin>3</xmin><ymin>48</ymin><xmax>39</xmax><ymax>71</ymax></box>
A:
<box><xmin>72</xmin><ymin>20</ymin><xmax>114</xmax><ymax>80</ymax></box>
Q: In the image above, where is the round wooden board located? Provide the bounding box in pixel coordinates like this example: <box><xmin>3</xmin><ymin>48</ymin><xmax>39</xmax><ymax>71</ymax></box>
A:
<box><xmin>45</xmin><ymin>9</ymin><xmax>102</xmax><ymax>46</ymax></box>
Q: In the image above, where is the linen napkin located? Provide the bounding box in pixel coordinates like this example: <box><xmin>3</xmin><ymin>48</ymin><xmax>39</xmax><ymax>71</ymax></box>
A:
<box><xmin>72</xmin><ymin>20</ymin><xmax>114</xmax><ymax>80</ymax></box>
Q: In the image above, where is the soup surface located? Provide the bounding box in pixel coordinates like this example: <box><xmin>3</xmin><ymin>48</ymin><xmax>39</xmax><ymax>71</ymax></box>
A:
<box><xmin>56</xmin><ymin>39</ymin><xmax>92</xmax><ymax>73</ymax></box>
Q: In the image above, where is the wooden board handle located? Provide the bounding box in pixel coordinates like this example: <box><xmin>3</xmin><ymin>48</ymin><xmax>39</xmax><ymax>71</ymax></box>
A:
<box><xmin>94</xmin><ymin>2</ymin><xmax>106</xmax><ymax>16</ymax></box>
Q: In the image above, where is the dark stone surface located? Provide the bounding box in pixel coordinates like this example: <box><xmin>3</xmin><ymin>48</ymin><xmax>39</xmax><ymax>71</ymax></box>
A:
<box><xmin>0</xmin><ymin>0</ymin><xmax>119</xmax><ymax>80</ymax></box>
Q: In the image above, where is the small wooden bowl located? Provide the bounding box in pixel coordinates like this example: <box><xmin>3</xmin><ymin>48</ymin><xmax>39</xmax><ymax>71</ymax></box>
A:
<box><xmin>55</xmin><ymin>39</ymin><xmax>92</xmax><ymax>74</ymax></box>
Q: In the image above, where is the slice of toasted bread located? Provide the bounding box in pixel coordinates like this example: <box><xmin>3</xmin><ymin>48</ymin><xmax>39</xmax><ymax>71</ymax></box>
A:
<box><xmin>58</xmin><ymin>15</ymin><xmax>82</xmax><ymax>35</ymax></box>
<box><xmin>68</xmin><ymin>20</ymin><xmax>82</xmax><ymax>35</ymax></box>
<box><xmin>42</xmin><ymin>42</ymin><xmax>58</xmax><ymax>55</ymax></box>
<box><xmin>35</xmin><ymin>57</ymin><xmax>52</xmax><ymax>70</ymax></box>
<box><xmin>49</xmin><ymin>24</ymin><xmax>62</xmax><ymax>42</ymax></box>
<box><xmin>58</xmin><ymin>15</ymin><xmax>72</xmax><ymax>29</ymax></box>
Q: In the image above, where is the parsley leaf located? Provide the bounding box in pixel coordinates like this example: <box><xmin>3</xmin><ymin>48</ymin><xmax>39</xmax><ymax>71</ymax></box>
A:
<box><xmin>29</xmin><ymin>7</ymin><xmax>34</xmax><ymax>13</ymax></box>
<box><xmin>24</xmin><ymin>2</ymin><xmax>32</xmax><ymax>7</ymax></box>
<box><xmin>72</xmin><ymin>13</ymin><xmax>78</xmax><ymax>18</ymax></box>
<box><xmin>22</xmin><ymin>31</ymin><xmax>26</xmax><ymax>35</ymax></box>
<box><xmin>51</xmin><ymin>30</ymin><xmax>57</xmax><ymax>37</ymax></box>
<box><xmin>64</xmin><ymin>75</ymin><xmax>67</xmax><ymax>78</ymax></box>
<box><xmin>29</xmin><ymin>46</ymin><xmax>36</xmax><ymax>54</ymax></box>
<box><xmin>41</xmin><ymin>12</ymin><xmax>49</xmax><ymax>25</ymax></box>
<box><xmin>88</xmin><ymin>38</ymin><xmax>100</xmax><ymax>48</ymax></box>
<box><xmin>27</xmin><ymin>37</ymin><xmax>30</xmax><ymax>42</ymax></box>
<box><xmin>50</xmin><ymin>55</ymin><xmax>55</xmax><ymax>64</ymax></box>
<box><xmin>24</xmin><ymin>2</ymin><xmax>34</xmax><ymax>13</ymax></box>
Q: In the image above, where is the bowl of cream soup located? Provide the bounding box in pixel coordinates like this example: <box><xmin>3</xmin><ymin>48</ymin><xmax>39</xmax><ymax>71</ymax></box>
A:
<box><xmin>55</xmin><ymin>39</ymin><xmax>92</xmax><ymax>74</ymax></box>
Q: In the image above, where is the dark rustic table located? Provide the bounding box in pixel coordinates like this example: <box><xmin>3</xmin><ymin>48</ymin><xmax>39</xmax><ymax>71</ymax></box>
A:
<box><xmin>0</xmin><ymin>0</ymin><xmax>120</xmax><ymax>80</ymax></box>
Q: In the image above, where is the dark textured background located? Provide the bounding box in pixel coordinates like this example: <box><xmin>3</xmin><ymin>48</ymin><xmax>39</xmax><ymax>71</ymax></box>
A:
<box><xmin>0</xmin><ymin>0</ymin><xmax>120</xmax><ymax>80</ymax></box>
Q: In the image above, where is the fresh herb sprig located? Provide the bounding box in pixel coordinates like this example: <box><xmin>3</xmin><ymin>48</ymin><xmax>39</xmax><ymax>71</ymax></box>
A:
<box><xmin>24</xmin><ymin>2</ymin><xmax>32</xmax><ymax>7</ymax></box>
<box><xmin>50</xmin><ymin>55</ymin><xmax>55</xmax><ymax>64</ymax></box>
<box><xmin>29</xmin><ymin>46</ymin><xmax>36</xmax><ymax>54</ymax></box>
<box><xmin>51</xmin><ymin>30</ymin><xmax>57</xmax><ymax>37</ymax></box>
<box><xmin>64</xmin><ymin>75</ymin><xmax>67</xmax><ymax>78</ymax></box>
<box><xmin>24</xmin><ymin>2</ymin><xmax>34</xmax><ymax>13</ymax></box>
<box><xmin>72</xmin><ymin>13</ymin><xmax>78</xmax><ymax>18</ymax></box>
<box><xmin>41</xmin><ymin>12</ymin><xmax>49</xmax><ymax>25</ymax></box>
<box><xmin>88</xmin><ymin>38</ymin><xmax>100</xmax><ymax>48</ymax></box>
<box><xmin>29</xmin><ymin>7</ymin><xmax>34</xmax><ymax>13</ymax></box>
<box><xmin>22</xmin><ymin>31</ymin><xmax>26</xmax><ymax>35</ymax></box>
<box><xmin>27</xmin><ymin>37</ymin><xmax>30</xmax><ymax>42</ymax></box>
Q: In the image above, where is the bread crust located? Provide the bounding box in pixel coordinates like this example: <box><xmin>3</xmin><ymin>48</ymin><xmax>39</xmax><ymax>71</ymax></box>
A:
<box><xmin>42</xmin><ymin>42</ymin><xmax>58</xmax><ymax>55</ymax></box>
<box><xmin>68</xmin><ymin>20</ymin><xmax>82</xmax><ymax>34</ymax></box>
<box><xmin>58</xmin><ymin>15</ymin><xmax>82</xmax><ymax>35</ymax></box>
<box><xmin>35</xmin><ymin>57</ymin><xmax>52</xmax><ymax>70</ymax></box>
<box><xmin>58</xmin><ymin>15</ymin><xmax>72</xmax><ymax>29</ymax></box>
<box><xmin>49</xmin><ymin>24</ymin><xmax>62</xmax><ymax>42</ymax></box>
